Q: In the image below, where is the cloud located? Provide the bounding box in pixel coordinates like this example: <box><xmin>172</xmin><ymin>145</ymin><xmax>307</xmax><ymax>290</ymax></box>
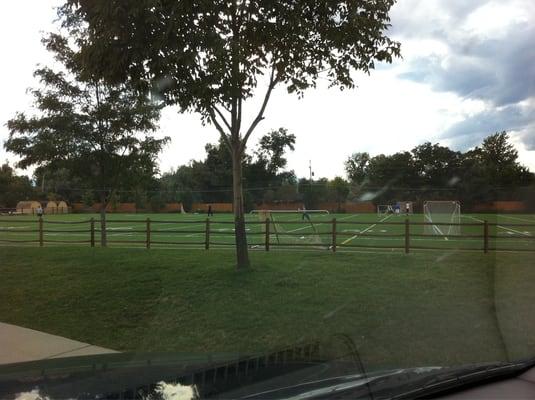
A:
<box><xmin>441</xmin><ymin>102</ymin><xmax>535</xmax><ymax>150</ymax></box>
<box><xmin>519</xmin><ymin>130</ymin><xmax>535</xmax><ymax>151</ymax></box>
<box><xmin>389</xmin><ymin>0</ymin><xmax>488</xmax><ymax>39</ymax></box>
<box><xmin>391</xmin><ymin>0</ymin><xmax>535</xmax><ymax>154</ymax></box>
<box><xmin>400</xmin><ymin>25</ymin><xmax>535</xmax><ymax>107</ymax></box>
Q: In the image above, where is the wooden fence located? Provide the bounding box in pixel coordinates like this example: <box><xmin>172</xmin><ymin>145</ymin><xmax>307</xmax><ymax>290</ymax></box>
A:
<box><xmin>1</xmin><ymin>217</ymin><xmax>534</xmax><ymax>253</ymax></box>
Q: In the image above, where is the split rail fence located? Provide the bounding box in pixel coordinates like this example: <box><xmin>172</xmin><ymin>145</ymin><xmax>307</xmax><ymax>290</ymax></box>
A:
<box><xmin>1</xmin><ymin>217</ymin><xmax>534</xmax><ymax>253</ymax></box>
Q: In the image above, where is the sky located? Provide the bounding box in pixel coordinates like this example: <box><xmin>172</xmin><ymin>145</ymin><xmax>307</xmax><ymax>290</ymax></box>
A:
<box><xmin>0</xmin><ymin>0</ymin><xmax>533</xmax><ymax>180</ymax></box>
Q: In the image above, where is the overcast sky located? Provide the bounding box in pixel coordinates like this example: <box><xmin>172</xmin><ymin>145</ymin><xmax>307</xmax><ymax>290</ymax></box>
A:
<box><xmin>1</xmin><ymin>0</ymin><xmax>533</xmax><ymax>179</ymax></box>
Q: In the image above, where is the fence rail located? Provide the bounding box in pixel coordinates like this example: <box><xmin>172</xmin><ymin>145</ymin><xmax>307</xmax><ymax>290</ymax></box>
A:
<box><xmin>0</xmin><ymin>217</ymin><xmax>534</xmax><ymax>253</ymax></box>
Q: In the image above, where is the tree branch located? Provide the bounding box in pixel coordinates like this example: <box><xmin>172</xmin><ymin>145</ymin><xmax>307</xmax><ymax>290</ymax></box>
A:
<box><xmin>213</xmin><ymin>106</ymin><xmax>232</xmax><ymax>132</ymax></box>
<box><xmin>239</xmin><ymin>64</ymin><xmax>277</xmax><ymax>155</ymax></box>
<box><xmin>208</xmin><ymin>108</ymin><xmax>232</xmax><ymax>152</ymax></box>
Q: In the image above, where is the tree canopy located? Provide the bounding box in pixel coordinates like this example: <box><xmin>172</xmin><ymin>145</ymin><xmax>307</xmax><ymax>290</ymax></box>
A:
<box><xmin>343</xmin><ymin>132</ymin><xmax>534</xmax><ymax>207</ymax></box>
<box><xmin>0</xmin><ymin>163</ymin><xmax>35</xmax><ymax>208</ymax></box>
<box><xmin>5</xmin><ymin>32</ymin><xmax>168</xmax><ymax>244</ymax></box>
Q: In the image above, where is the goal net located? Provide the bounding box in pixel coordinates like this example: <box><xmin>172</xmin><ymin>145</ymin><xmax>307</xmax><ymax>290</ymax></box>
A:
<box><xmin>423</xmin><ymin>201</ymin><xmax>461</xmax><ymax>236</ymax></box>
<box><xmin>251</xmin><ymin>209</ymin><xmax>330</xmax><ymax>248</ymax></box>
<box><xmin>377</xmin><ymin>205</ymin><xmax>393</xmax><ymax>216</ymax></box>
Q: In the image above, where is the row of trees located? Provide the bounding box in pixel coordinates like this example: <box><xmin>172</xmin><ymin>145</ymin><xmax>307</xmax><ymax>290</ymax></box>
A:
<box><xmin>0</xmin><ymin>163</ymin><xmax>35</xmax><ymax>209</ymax></box>
<box><xmin>344</xmin><ymin>132</ymin><xmax>534</xmax><ymax>208</ymax></box>
<box><xmin>156</xmin><ymin>130</ymin><xmax>535</xmax><ymax>211</ymax></box>
<box><xmin>160</xmin><ymin>128</ymin><xmax>297</xmax><ymax>207</ymax></box>
<box><xmin>4</xmin><ymin>125</ymin><xmax>351</xmax><ymax>212</ymax></box>
<box><xmin>10</xmin><ymin>129</ymin><xmax>532</xmax><ymax>215</ymax></box>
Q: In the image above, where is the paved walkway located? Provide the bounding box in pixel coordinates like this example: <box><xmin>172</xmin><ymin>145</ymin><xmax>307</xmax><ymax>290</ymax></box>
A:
<box><xmin>0</xmin><ymin>322</ymin><xmax>117</xmax><ymax>365</ymax></box>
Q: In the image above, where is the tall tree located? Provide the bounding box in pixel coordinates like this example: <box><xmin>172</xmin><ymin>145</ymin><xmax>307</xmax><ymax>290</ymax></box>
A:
<box><xmin>255</xmin><ymin>128</ymin><xmax>296</xmax><ymax>175</ymax></box>
<box><xmin>366</xmin><ymin>152</ymin><xmax>417</xmax><ymax>188</ymax></box>
<box><xmin>5</xmin><ymin>33</ymin><xmax>167</xmax><ymax>246</ymax></box>
<box><xmin>159</xmin><ymin>129</ymin><xmax>296</xmax><ymax>207</ymax></box>
<box><xmin>345</xmin><ymin>152</ymin><xmax>370</xmax><ymax>184</ymax></box>
<box><xmin>0</xmin><ymin>163</ymin><xmax>36</xmax><ymax>208</ymax></box>
<box><xmin>411</xmin><ymin>142</ymin><xmax>461</xmax><ymax>187</ymax></box>
<box><xmin>60</xmin><ymin>0</ymin><xmax>401</xmax><ymax>269</ymax></box>
<box><xmin>328</xmin><ymin>176</ymin><xmax>350</xmax><ymax>212</ymax></box>
<box><xmin>478</xmin><ymin>131</ymin><xmax>532</xmax><ymax>186</ymax></box>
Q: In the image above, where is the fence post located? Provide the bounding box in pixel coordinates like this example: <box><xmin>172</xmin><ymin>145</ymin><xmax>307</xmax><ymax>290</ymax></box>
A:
<box><xmin>483</xmin><ymin>220</ymin><xmax>488</xmax><ymax>254</ymax></box>
<box><xmin>405</xmin><ymin>218</ymin><xmax>410</xmax><ymax>254</ymax></box>
<box><xmin>39</xmin><ymin>216</ymin><xmax>43</xmax><ymax>247</ymax></box>
<box><xmin>265</xmin><ymin>218</ymin><xmax>270</xmax><ymax>251</ymax></box>
<box><xmin>331</xmin><ymin>218</ymin><xmax>337</xmax><ymax>253</ymax></box>
<box><xmin>90</xmin><ymin>218</ymin><xmax>95</xmax><ymax>248</ymax></box>
<box><xmin>205</xmin><ymin>218</ymin><xmax>210</xmax><ymax>250</ymax></box>
<box><xmin>146</xmin><ymin>218</ymin><xmax>151</xmax><ymax>249</ymax></box>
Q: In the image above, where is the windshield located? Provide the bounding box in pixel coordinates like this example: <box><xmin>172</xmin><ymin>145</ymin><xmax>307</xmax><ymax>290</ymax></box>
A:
<box><xmin>1</xmin><ymin>1</ymin><xmax>534</xmax><ymax>399</ymax></box>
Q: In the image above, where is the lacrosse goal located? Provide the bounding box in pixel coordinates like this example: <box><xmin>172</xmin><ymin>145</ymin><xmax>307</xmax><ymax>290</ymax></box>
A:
<box><xmin>423</xmin><ymin>201</ymin><xmax>461</xmax><ymax>236</ymax></box>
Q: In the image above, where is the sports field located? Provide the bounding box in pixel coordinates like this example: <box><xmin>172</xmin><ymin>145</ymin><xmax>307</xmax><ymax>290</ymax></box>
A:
<box><xmin>0</xmin><ymin>212</ymin><xmax>534</xmax><ymax>252</ymax></box>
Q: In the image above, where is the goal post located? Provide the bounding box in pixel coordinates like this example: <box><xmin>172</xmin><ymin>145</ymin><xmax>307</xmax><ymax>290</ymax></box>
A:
<box><xmin>423</xmin><ymin>201</ymin><xmax>461</xmax><ymax>236</ymax></box>
<box><xmin>377</xmin><ymin>205</ymin><xmax>392</xmax><ymax>216</ymax></box>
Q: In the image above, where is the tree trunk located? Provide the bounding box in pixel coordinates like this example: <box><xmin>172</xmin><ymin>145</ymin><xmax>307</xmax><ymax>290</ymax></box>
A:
<box><xmin>231</xmin><ymin>151</ymin><xmax>250</xmax><ymax>269</ymax></box>
<box><xmin>99</xmin><ymin>192</ymin><xmax>108</xmax><ymax>247</ymax></box>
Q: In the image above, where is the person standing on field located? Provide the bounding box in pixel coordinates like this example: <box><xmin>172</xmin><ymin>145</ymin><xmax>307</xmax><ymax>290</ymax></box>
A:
<box><xmin>207</xmin><ymin>204</ymin><xmax>213</xmax><ymax>217</ymax></box>
<box><xmin>405</xmin><ymin>202</ymin><xmax>410</xmax><ymax>216</ymax></box>
<box><xmin>36</xmin><ymin>205</ymin><xmax>43</xmax><ymax>217</ymax></box>
<box><xmin>300</xmin><ymin>205</ymin><xmax>311</xmax><ymax>222</ymax></box>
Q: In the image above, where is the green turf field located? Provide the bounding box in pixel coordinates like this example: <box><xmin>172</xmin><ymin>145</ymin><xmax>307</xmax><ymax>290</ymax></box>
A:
<box><xmin>0</xmin><ymin>212</ymin><xmax>534</xmax><ymax>252</ymax></box>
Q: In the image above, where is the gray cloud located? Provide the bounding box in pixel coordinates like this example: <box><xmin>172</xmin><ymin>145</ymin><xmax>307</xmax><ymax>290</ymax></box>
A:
<box><xmin>389</xmin><ymin>0</ymin><xmax>488</xmax><ymax>39</ymax></box>
<box><xmin>400</xmin><ymin>25</ymin><xmax>535</xmax><ymax>107</ymax></box>
<box><xmin>391</xmin><ymin>0</ymin><xmax>535</xmax><ymax>152</ymax></box>
<box><xmin>520</xmin><ymin>130</ymin><xmax>535</xmax><ymax>151</ymax></box>
<box><xmin>441</xmin><ymin>103</ymin><xmax>535</xmax><ymax>150</ymax></box>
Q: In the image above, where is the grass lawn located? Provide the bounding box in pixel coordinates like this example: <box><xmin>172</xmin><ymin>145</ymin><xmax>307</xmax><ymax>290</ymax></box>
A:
<box><xmin>1</xmin><ymin>246</ymin><xmax>535</xmax><ymax>372</ymax></box>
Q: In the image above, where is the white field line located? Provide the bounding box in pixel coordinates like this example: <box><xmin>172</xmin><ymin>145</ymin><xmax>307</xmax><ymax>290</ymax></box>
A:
<box><xmin>466</xmin><ymin>215</ymin><xmax>532</xmax><ymax>237</ymax></box>
<box><xmin>185</xmin><ymin>214</ymin><xmax>358</xmax><ymax>237</ymax></box>
<box><xmin>186</xmin><ymin>227</ymin><xmax>255</xmax><ymax>237</ymax></box>
<box><xmin>151</xmin><ymin>223</ymin><xmax>206</xmax><ymax>231</ymax></box>
<box><xmin>340</xmin><ymin>236</ymin><xmax>483</xmax><ymax>243</ymax></box>
<box><xmin>341</xmin><ymin>214</ymin><xmax>392</xmax><ymax>245</ymax></box>
<box><xmin>424</xmin><ymin>214</ymin><xmax>448</xmax><ymax>241</ymax></box>
<box><xmin>498</xmin><ymin>214</ymin><xmax>535</xmax><ymax>224</ymax></box>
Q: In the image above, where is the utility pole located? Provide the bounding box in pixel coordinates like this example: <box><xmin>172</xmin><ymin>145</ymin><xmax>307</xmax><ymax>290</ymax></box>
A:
<box><xmin>309</xmin><ymin>160</ymin><xmax>313</xmax><ymax>182</ymax></box>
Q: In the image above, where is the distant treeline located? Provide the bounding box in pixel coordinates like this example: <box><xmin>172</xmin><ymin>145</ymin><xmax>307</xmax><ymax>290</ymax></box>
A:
<box><xmin>2</xmin><ymin>131</ymin><xmax>534</xmax><ymax>212</ymax></box>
